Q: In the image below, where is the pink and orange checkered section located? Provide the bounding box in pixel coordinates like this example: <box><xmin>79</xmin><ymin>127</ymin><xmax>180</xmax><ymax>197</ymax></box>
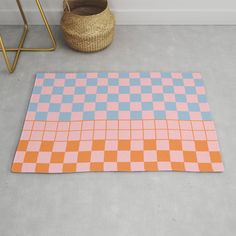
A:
<box><xmin>12</xmin><ymin>72</ymin><xmax>224</xmax><ymax>173</ymax></box>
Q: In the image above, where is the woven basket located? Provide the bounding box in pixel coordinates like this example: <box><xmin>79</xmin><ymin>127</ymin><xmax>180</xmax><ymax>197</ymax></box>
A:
<box><xmin>61</xmin><ymin>0</ymin><xmax>115</xmax><ymax>52</ymax></box>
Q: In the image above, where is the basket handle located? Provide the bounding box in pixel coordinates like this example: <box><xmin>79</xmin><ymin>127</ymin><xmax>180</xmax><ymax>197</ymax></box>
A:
<box><xmin>63</xmin><ymin>0</ymin><xmax>71</xmax><ymax>12</ymax></box>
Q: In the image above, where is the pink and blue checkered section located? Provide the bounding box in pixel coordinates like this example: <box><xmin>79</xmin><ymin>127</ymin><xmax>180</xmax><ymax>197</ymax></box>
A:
<box><xmin>27</xmin><ymin>72</ymin><xmax>211</xmax><ymax>121</ymax></box>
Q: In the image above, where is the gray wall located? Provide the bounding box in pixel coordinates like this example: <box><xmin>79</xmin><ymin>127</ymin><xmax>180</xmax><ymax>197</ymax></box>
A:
<box><xmin>1</xmin><ymin>0</ymin><xmax>236</xmax><ymax>24</ymax></box>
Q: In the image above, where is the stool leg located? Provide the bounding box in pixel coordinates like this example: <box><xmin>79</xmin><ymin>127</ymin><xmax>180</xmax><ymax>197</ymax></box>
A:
<box><xmin>0</xmin><ymin>0</ymin><xmax>57</xmax><ymax>52</ymax></box>
<box><xmin>0</xmin><ymin>0</ymin><xmax>28</xmax><ymax>73</ymax></box>
<box><xmin>34</xmin><ymin>0</ymin><xmax>57</xmax><ymax>51</ymax></box>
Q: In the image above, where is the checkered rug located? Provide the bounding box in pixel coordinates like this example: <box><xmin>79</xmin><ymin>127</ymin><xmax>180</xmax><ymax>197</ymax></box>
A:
<box><xmin>12</xmin><ymin>72</ymin><xmax>224</xmax><ymax>173</ymax></box>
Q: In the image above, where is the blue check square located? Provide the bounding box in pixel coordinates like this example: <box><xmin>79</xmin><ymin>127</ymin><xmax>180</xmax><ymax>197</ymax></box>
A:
<box><xmin>151</xmin><ymin>78</ymin><xmax>162</xmax><ymax>85</ymax></box>
<box><xmin>108</xmin><ymin>79</ymin><xmax>119</xmax><ymax>86</ymax></box>
<box><xmin>55</xmin><ymin>73</ymin><xmax>66</xmax><ymax>79</ymax></box>
<box><xmin>83</xmin><ymin>112</ymin><xmax>95</xmax><ymax>120</ymax></box>
<box><xmin>75</xmin><ymin>87</ymin><xmax>85</xmax><ymax>94</ymax></box>
<box><xmin>85</xmin><ymin>94</ymin><xmax>96</xmax><ymax>102</ymax></box>
<box><xmin>182</xmin><ymin>72</ymin><xmax>193</xmax><ymax>78</ymax></box>
<box><xmin>154</xmin><ymin>111</ymin><xmax>166</xmax><ymax>119</ymax></box>
<box><xmin>188</xmin><ymin>103</ymin><xmax>200</xmax><ymax>112</ymax></box>
<box><xmin>96</xmin><ymin>102</ymin><xmax>106</xmax><ymax>110</ymax></box>
<box><xmin>72</xmin><ymin>104</ymin><xmax>84</xmax><ymax>112</ymax></box>
<box><xmin>165</xmin><ymin>102</ymin><xmax>177</xmax><ymax>110</ymax></box>
<box><xmin>33</xmin><ymin>86</ymin><xmax>42</xmax><ymax>94</ymax></box>
<box><xmin>173</xmin><ymin>79</ymin><xmax>183</xmax><ymax>86</ymax></box>
<box><xmin>130</xmin><ymin>94</ymin><xmax>141</xmax><ymax>102</ymax></box>
<box><xmin>195</xmin><ymin>79</ymin><xmax>204</xmax><ymax>87</ymax></box>
<box><xmin>185</xmin><ymin>87</ymin><xmax>196</xmax><ymax>94</ymax></box>
<box><xmin>178</xmin><ymin>111</ymin><xmax>190</xmax><ymax>120</ymax></box>
<box><xmin>107</xmin><ymin>111</ymin><xmax>119</xmax><ymax>120</ymax></box>
<box><xmin>164</xmin><ymin>86</ymin><xmax>174</xmax><ymax>93</ymax></box>
<box><xmin>87</xmin><ymin>79</ymin><xmax>97</xmax><ymax>86</ymax></box>
<box><xmin>108</xmin><ymin>94</ymin><xmax>118</xmax><ymax>102</ymax></box>
<box><xmin>53</xmin><ymin>87</ymin><xmax>64</xmax><ymax>94</ymax></box>
<box><xmin>141</xmin><ymin>86</ymin><xmax>152</xmax><ymax>94</ymax></box>
<box><xmin>59</xmin><ymin>112</ymin><xmax>71</xmax><ymax>121</ymax></box>
<box><xmin>142</xmin><ymin>102</ymin><xmax>153</xmax><ymax>110</ymax></box>
<box><xmin>175</xmin><ymin>94</ymin><xmax>186</xmax><ymax>102</ymax></box>
<box><xmin>119</xmin><ymin>86</ymin><xmax>130</xmax><ymax>94</ymax></box>
<box><xmin>98</xmin><ymin>72</ymin><xmax>108</xmax><ymax>77</ymax></box>
<box><xmin>119</xmin><ymin>103</ymin><xmax>130</xmax><ymax>111</ymax></box>
<box><xmin>62</xmin><ymin>95</ymin><xmax>73</xmax><ymax>103</ymax></box>
<box><xmin>49</xmin><ymin>103</ymin><xmax>60</xmax><ymax>112</ymax></box>
<box><xmin>97</xmin><ymin>86</ymin><xmax>108</xmax><ymax>93</ymax></box>
<box><xmin>39</xmin><ymin>95</ymin><xmax>51</xmax><ymax>103</ymax></box>
<box><xmin>153</xmin><ymin>94</ymin><xmax>164</xmax><ymax>101</ymax></box>
<box><xmin>36</xmin><ymin>112</ymin><xmax>48</xmax><ymax>120</ymax></box>
<box><xmin>131</xmin><ymin>111</ymin><xmax>142</xmax><ymax>119</ymax></box>
<box><xmin>201</xmin><ymin>112</ymin><xmax>212</xmax><ymax>120</ymax></box>
<box><xmin>161</xmin><ymin>72</ymin><xmax>171</xmax><ymax>78</ymax></box>
<box><xmin>65</xmin><ymin>79</ymin><xmax>75</xmax><ymax>86</ymax></box>
<box><xmin>28</xmin><ymin>103</ymin><xmax>37</xmax><ymax>112</ymax></box>
<box><xmin>198</xmin><ymin>95</ymin><xmax>207</xmax><ymax>103</ymax></box>
<box><xmin>130</xmin><ymin>79</ymin><xmax>140</xmax><ymax>86</ymax></box>
<box><xmin>120</xmin><ymin>72</ymin><xmax>129</xmax><ymax>78</ymax></box>
<box><xmin>140</xmin><ymin>72</ymin><xmax>150</xmax><ymax>77</ymax></box>
<box><xmin>76</xmin><ymin>73</ymin><xmax>86</xmax><ymax>78</ymax></box>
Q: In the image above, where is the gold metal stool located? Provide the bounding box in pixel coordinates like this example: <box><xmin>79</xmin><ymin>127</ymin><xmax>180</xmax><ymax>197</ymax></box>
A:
<box><xmin>0</xmin><ymin>0</ymin><xmax>57</xmax><ymax>73</ymax></box>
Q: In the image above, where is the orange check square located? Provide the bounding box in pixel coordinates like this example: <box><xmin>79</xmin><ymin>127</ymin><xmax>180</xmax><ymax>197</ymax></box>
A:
<box><xmin>169</xmin><ymin>140</ymin><xmax>182</xmax><ymax>150</ymax></box>
<box><xmin>118</xmin><ymin>140</ymin><xmax>131</xmax><ymax>150</ymax></box>
<box><xmin>92</xmin><ymin>140</ymin><xmax>105</xmax><ymax>150</ymax></box>
<box><xmin>40</xmin><ymin>141</ymin><xmax>54</xmax><ymax>152</ymax></box>
<box><xmin>117</xmin><ymin>162</ymin><xmax>131</xmax><ymax>171</ymax></box>
<box><xmin>131</xmin><ymin>151</ymin><xmax>144</xmax><ymax>162</ymax></box>
<box><xmin>51</xmin><ymin>152</ymin><xmax>64</xmax><ymax>163</ymax></box>
<box><xmin>17</xmin><ymin>140</ymin><xmax>28</xmax><ymax>151</ymax></box>
<box><xmin>144</xmin><ymin>140</ymin><xmax>156</xmax><ymax>150</ymax></box>
<box><xmin>104</xmin><ymin>151</ymin><xmax>117</xmax><ymax>162</ymax></box>
<box><xmin>24</xmin><ymin>152</ymin><xmax>38</xmax><ymax>163</ymax></box>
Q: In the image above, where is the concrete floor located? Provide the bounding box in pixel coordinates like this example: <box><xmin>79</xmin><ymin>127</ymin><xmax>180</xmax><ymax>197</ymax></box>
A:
<box><xmin>0</xmin><ymin>26</ymin><xmax>236</xmax><ymax>236</ymax></box>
